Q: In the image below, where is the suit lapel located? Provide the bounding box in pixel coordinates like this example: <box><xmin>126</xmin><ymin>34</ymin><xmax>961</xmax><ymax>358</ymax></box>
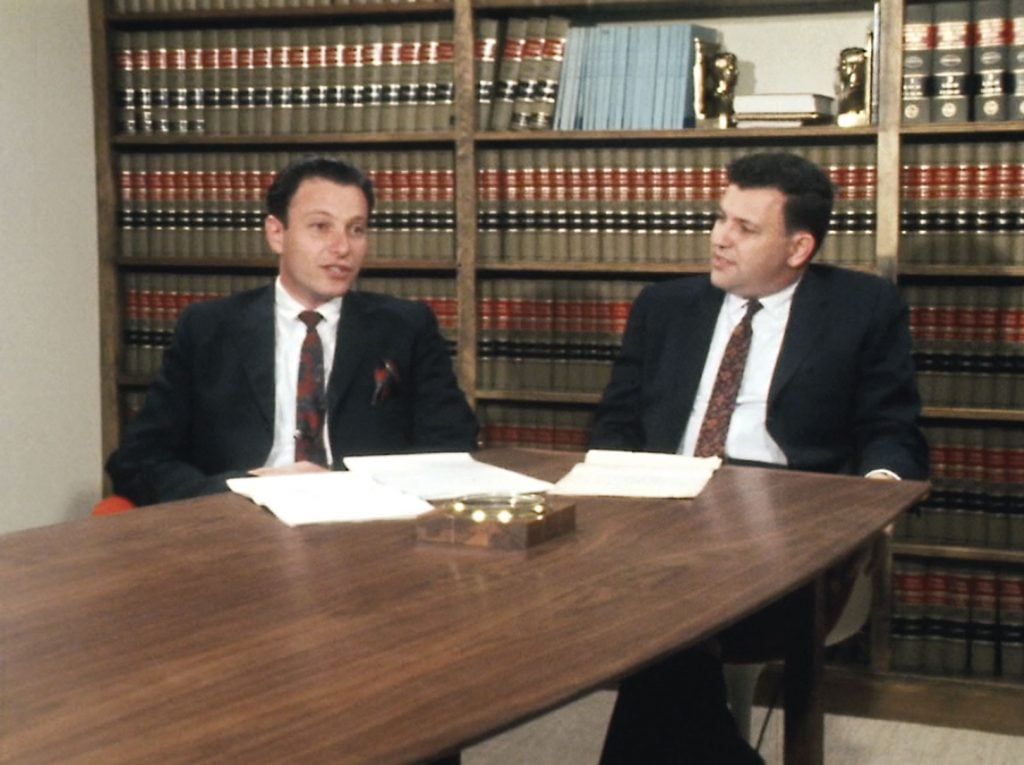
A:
<box><xmin>234</xmin><ymin>286</ymin><xmax>276</xmax><ymax>427</ymax></box>
<box><xmin>326</xmin><ymin>292</ymin><xmax>373</xmax><ymax>412</ymax></box>
<box><xmin>649</xmin><ymin>281</ymin><xmax>722</xmax><ymax>451</ymax></box>
<box><xmin>769</xmin><ymin>266</ymin><xmax>828</xmax><ymax>402</ymax></box>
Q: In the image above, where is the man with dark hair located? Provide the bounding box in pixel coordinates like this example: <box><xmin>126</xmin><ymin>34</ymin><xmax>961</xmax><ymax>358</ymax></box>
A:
<box><xmin>592</xmin><ymin>151</ymin><xmax>927</xmax><ymax>763</ymax></box>
<box><xmin>107</xmin><ymin>155</ymin><xmax>477</xmax><ymax>506</ymax></box>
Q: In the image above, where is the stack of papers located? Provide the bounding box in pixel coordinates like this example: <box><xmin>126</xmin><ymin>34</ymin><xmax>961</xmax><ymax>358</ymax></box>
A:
<box><xmin>226</xmin><ymin>471</ymin><xmax>432</xmax><ymax>527</ymax></box>
<box><xmin>549</xmin><ymin>449</ymin><xmax>721</xmax><ymax>498</ymax></box>
<box><xmin>343</xmin><ymin>452</ymin><xmax>553</xmax><ymax>500</ymax></box>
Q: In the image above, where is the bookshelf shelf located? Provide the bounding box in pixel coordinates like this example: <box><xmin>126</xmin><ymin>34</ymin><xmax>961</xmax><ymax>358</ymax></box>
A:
<box><xmin>91</xmin><ymin>0</ymin><xmax>1023</xmax><ymax>726</ymax></box>
<box><xmin>474</xmin><ymin>0</ymin><xmax>875</xmax><ymax>14</ymax></box>
<box><xmin>113</xmin><ymin>132</ymin><xmax>457</xmax><ymax>148</ymax></box>
<box><xmin>899</xmin><ymin>120</ymin><xmax>1024</xmax><ymax>139</ymax></box>
<box><xmin>476</xmin><ymin>389</ymin><xmax>601</xmax><ymax>404</ymax></box>
<box><xmin>900</xmin><ymin>266</ymin><xmax>1024</xmax><ymax>279</ymax></box>
<box><xmin>921</xmin><ymin>407</ymin><xmax>1024</xmax><ymax>423</ymax></box>
<box><xmin>116</xmin><ymin>257</ymin><xmax>457</xmax><ymax>272</ymax></box>
<box><xmin>475</xmin><ymin>125</ymin><xmax>879</xmax><ymax>144</ymax></box>
<box><xmin>109</xmin><ymin>2</ymin><xmax>455</xmax><ymax>26</ymax></box>
<box><xmin>893</xmin><ymin>542</ymin><xmax>1024</xmax><ymax>566</ymax></box>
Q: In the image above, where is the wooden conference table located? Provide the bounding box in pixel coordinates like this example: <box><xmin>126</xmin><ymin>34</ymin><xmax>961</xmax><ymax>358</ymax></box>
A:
<box><xmin>1</xmin><ymin>448</ymin><xmax>928</xmax><ymax>764</ymax></box>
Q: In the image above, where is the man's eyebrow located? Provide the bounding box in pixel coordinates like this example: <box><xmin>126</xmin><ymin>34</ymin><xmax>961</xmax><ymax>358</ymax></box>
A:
<box><xmin>717</xmin><ymin>206</ymin><xmax>759</xmax><ymax>229</ymax></box>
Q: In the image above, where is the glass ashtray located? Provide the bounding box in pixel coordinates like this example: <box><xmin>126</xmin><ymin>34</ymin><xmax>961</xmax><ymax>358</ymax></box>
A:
<box><xmin>445</xmin><ymin>493</ymin><xmax>549</xmax><ymax>524</ymax></box>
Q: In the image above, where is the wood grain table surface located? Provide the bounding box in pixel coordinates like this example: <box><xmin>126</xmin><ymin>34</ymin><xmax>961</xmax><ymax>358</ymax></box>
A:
<box><xmin>0</xmin><ymin>448</ymin><xmax>929</xmax><ymax>764</ymax></box>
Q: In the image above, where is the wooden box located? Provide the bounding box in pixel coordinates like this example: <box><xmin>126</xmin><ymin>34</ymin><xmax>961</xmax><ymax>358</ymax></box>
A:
<box><xmin>416</xmin><ymin>494</ymin><xmax>576</xmax><ymax>550</ymax></box>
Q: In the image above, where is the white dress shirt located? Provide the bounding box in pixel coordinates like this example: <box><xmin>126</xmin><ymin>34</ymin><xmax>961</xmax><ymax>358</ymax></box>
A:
<box><xmin>264</xmin><ymin>278</ymin><xmax>343</xmax><ymax>468</ymax></box>
<box><xmin>678</xmin><ymin>282</ymin><xmax>798</xmax><ymax>464</ymax></box>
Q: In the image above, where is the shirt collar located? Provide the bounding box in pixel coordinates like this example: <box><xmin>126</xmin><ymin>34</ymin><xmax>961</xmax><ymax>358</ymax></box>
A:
<box><xmin>723</xmin><ymin>277</ymin><xmax>800</xmax><ymax>319</ymax></box>
<box><xmin>274</xmin><ymin>277</ymin><xmax>343</xmax><ymax>325</ymax></box>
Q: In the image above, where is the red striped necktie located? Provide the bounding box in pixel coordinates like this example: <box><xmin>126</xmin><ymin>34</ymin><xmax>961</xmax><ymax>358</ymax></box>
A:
<box><xmin>694</xmin><ymin>299</ymin><xmax>763</xmax><ymax>458</ymax></box>
<box><xmin>295</xmin><ymin>310</ymin><xmax>327</xmax><ymax>466</ymax></box>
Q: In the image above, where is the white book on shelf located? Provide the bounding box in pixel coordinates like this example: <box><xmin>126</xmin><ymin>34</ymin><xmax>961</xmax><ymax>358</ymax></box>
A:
<box><xmin>733</xmin><ymin>92</ymin><xmax>836</xmax><ymax>116</ymax></box>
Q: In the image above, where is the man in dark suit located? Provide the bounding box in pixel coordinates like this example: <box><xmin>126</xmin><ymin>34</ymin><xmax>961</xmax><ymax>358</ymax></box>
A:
<box><xmin>107</xmin><ymin>156</ymin><xmax>478</xmax><ymax>507</ymax></box>
<box><xmin>591</xmin><ymin>152</ymin><xmax>928</xmax><ymax>763</ymax></box>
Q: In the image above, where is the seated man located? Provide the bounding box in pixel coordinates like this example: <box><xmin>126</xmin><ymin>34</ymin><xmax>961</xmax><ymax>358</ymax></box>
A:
<box><xmin>107</xmin><ymin>155</ymin><xmax>478</xmax><ymax>506</ymax></box>
<box><xmin>590</xmin><ymin>151</ymin><xmax>928</xmax><ymax>763</ymax></box>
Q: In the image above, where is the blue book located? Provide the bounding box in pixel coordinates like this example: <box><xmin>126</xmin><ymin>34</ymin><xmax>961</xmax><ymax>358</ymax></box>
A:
<box><xmin>553</xmin><ymin>25</ymin><xmax>585</xmax><ymax>130</ymax></box>
<box><xmin>651</xmin><ymin>25</ymin><xmax>674</xmax><ymax>128</ymax></box>
<box><xmin>606</xmin><ymin>25</ymin><xmax>631</xmax><ymax>130</ymax></box>
<box><xmin>627</xmin><ymin>25</ymin><xmax>659</xmax><ymax>129</ymax></box>
<box><xmin>588</xmin><ymin>26</ymin><xmax>616</xmax><ymax>129</ymax></box>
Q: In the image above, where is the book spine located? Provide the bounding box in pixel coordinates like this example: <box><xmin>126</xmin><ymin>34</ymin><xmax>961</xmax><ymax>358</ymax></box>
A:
<box><xmin>416</xmin><ymin>21</ymin><xmax>438</xmax><ymax>133</ymax></box>
<box><xmin>902</xmin><ymin>2</ymin><xmax>936</xmax><ymax>123</ymax></box>
<box><xmin>490</xmin><ymin>18</ymin><xmax>528</xmax><ymax>130</ymax></box>
<box><xmin>509</xmin><ymin>16</ymin><xmax>546</xmax><ymax>131</ymax></box>
<box><xmin>932</xmin><ymin>1</ymin><xmax>973</xmax><ymax>122</ymax></box>
<box><xmin>1010</xmin><ymin>0</ymin><xmax>1024</xmax><ymax>118</ymax></box>
<box><xmin>362</xmin><ymin>24</ymin><xmax>385</xmax><ymax>134</ymax></box>
<box><xmin>973</xmin><ymin>0</ymin><xmax>1012</xmax><ymax>120</ymax></box>
<box><xmin>307</xmin><ymin>27</ymin><xmax>329</xmax><ymax>135</ymax></box>
<box><xmin>379</xmin><ymin>23</ymin><xmax>403</xmax><ymax>133</ymax></box>
<box><xmin>433</xmin><ymin>22</ymin><xmax>455</xmax><ymax>132</ymax></box>
<box><xmin>475</xmin><ymin>18</ymin><xmax>500</xmax><ymax>130</ymax></box>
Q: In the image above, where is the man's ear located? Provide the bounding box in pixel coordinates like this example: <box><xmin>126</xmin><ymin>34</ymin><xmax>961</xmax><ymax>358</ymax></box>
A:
<box><xmin>264</xmin><ymin>214</ymin><xmax>285</xmax><ymax>255</ymax></box>
<box><xmin>786</xmin><ymin>231</ymin><xmax>817</xmax><ymax>269</ymax></box>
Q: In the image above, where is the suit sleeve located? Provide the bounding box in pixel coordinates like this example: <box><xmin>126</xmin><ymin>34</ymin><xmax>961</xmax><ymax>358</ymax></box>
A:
<box><xmin>105</xmin><ymin>307</ymin><xmax>252</xmax><ymax>506</ymax></box>
<box><xmin>588</xmin><ymin>287</ymin><xmax>652</xmax><ymax>450</ymax></box>
<box><xmin>850</xmin><ymin>281</ymin><xmax>929</xmax><ymax>480</ymax></box>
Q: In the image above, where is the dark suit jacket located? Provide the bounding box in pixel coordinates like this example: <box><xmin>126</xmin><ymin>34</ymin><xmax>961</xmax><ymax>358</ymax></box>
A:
<box><xmin>107</xmin><ymin>286</ymin><xmax>479</xmax><ymax>505</ymax></box>
<box><xmin>589</xmin><ymin>264</ymin><xmax>928</xmax><ymax>480</ymax></box>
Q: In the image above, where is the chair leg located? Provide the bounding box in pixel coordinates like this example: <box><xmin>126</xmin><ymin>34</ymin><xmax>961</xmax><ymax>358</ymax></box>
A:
<box><xmin>723</xmin><ymin>662</ymin><xmax>764</xmax><ymax>743</ymax></box>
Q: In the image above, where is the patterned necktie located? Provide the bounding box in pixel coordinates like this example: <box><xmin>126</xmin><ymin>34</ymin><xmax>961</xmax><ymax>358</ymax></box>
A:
<box><xmin>295</xmin><ymin>310</ymin><xmax>327</xmax><ymax>466</ymax></box>
<box><xmin>694</xmin><ymin>299</ymin><xmax>763</xmax><ymax>458</ymax></box>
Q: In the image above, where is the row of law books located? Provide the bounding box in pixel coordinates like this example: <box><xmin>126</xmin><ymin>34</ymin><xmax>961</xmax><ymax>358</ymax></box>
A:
<box><xmin>476</xmin><ymin>145</ymin><xmax>877</xmax><ymax>267</ymax></box>
<box><xmin>914</xmin><ymin>352</ymin><xmax>1024</xmax><ymax>408</ymax></box>
<box><xmin>121</xmin><ymin>271</ymin><xmax>457</xmax><ymax>377</ymax></box>
<box><xmin>476</xmin><ymin>278</ymin><xmax>645</xmax><ymax>394</ymax></box>
<box><xmin>117</xmin><ymin>150</ymin><xmax>455</xmax><ymax>263</ymax></box>
<box><xmin>900</xmin><ymin>141</ymin><xmax>1024</xmax><ymax>265</ymax></box>
<box><xmin>895</xmin><ymin>423</ymin><xmax>1024</xmax><ymax>548</ymax></box>
<box><xmin>903</xmin><ymin>486</ymin><xmax>1024</xmax><ymax>548</ymax></box>
<box><xmin>477</xmin><ymin>402</ymin><xmax>591</xmax><ymax>452</ymax></box>
<box><xmin>121</xmin><ymin>272</ymin><xmax>271</xmax><ymax>376</ymax></box>
<box><xmin>891</xmin><ymin>557</ymin><xmax>1024</xmax><ymax>679</ymax></box>
<box><xmin>109</xmin><ymin>1</ymin><xmax>414</xmax><ymax>11</ymax></box>
<box><xmin>112</xmin><ymin>22</ymin><xmax>455</xmax><ymax>135</ymax></box>
<box><xmin>902</xmin><ymin>0</ymin><xmax>1024</xmax><ymax>123</ymax></box>
<box><xmin>903</xmin><ymin>282</ymin><xmax>1024</xmax><ymax>353</ymax></box>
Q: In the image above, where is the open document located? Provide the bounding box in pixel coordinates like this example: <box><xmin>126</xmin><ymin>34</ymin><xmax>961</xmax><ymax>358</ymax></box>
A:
<box><xmin>343</xmin><ymin>452</ymin><xmax>553</xmax><ymax>500</ymax></box>
<box><xmin>227</xmin><ymin>471</ymin><xmax>432</xmax><ymax>527</ymax></box>
<box><xmin>549</xmin><ymin>449</ymin><xmax>722</xmax><ymax>499</ymax></box>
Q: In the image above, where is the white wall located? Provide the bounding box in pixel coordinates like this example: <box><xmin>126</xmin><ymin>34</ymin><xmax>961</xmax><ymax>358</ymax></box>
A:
<box><xmin>0</xmin><ymin>0</ymin><xmax>102</xmax><ymax>532</ymax></box>
<box><xmin>707</xmin><ymin>10</ymin><xmax>875</xmax><ymax>97</ymax></box>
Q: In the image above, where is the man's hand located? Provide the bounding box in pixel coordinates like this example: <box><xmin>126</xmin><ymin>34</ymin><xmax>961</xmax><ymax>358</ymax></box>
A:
<box><xmin>248</xmin><ymin>461</ymin><xmax>330</xmax><ymax>477</ymax></box>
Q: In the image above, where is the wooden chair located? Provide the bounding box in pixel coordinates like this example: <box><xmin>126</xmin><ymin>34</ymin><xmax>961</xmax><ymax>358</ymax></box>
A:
<box><xmin>725</xmin><ymin>537</ymin><xmax>882</xmax><ymax>743</ymax></box>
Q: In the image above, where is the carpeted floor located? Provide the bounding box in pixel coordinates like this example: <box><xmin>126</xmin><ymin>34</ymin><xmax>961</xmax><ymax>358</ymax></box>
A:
<box><xmin>464</xmin><ymin>690</ymin><xmax>1024</xmax><ymax>764</ymax></box>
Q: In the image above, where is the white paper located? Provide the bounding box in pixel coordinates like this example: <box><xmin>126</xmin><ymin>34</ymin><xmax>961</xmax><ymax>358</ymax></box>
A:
<box><xmin>343</xmin><ymin>452</ymin><xmax>553</xmax><ymax>500</ymax></box>
<box><xmin>548</xmin><ymin>449</ymin><xmax>722</xmax><ymax>499</ymax></box>
<box><xmin>227</xmin><ymin>471</ymin><xmax>433</xmax><ymax>527</ymax></box>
